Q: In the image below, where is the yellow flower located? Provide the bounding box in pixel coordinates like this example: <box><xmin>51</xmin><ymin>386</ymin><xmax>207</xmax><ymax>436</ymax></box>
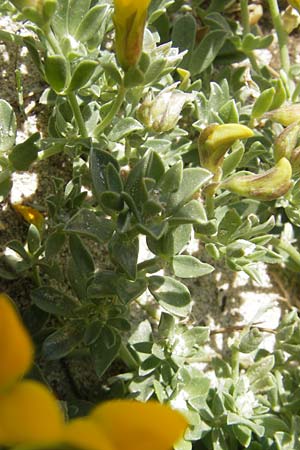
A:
<box><xmin>13</xmin><ymin>203</ymin><xmax>44</xmax><ymax>231</ymax></box>
<box><xmin>0</xmin><ymin>293</ymin><xmax>33</xmax><ymax>390</ymax></box>
<box><xmin>113</xmin><ymin>0</ymin><xmax>151</xmax><ymax>70</ymax></box>
<box><xmin>0</xmin><ymin>292</ymin><xmax>188</xmax><ymax>450</ymax></box>
<box><xmin>0</xmin><ymin>380</ymin><xmax>64</xmax><ymax>446</ymax></box>
<box><xmin>0</xmin><ymin>293</ymin><xmax>64</xmax><ymax>446</ymax></box>
<box><xmin>90</xmin><ymin>399</ymin><xmax>188</xmax><ymax>450</ymax></box>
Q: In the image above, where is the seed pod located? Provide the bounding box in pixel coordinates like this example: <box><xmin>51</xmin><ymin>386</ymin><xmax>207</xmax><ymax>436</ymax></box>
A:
<box><xmin>198</xmin><ymin>123</ymin><xmax>254</xmax><ymax>174</ymax></box>
<box><xmin>221</xmin><ymin>157</ymin><xmax>292</xmax><ymax>201</ymax></box>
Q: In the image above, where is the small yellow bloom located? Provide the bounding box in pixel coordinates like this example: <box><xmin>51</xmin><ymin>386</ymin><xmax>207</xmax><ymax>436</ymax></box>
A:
<box><xmin>198</xmin><ymin>123</ymin><xmax>254</xmax><ymax>174</ymax></box>
<box><xmin>0</xmin><ymin>380</ymin><xmax>64</xmax><ymax>446</ymax></box>
<box><xmin>13</xmin><ymin>203</ymin><xmax>44</xmax><ymax>231</ymax></box>
<box><xmin>113</xmin><ymin>0</ymin><xmax>151</xmax><ymax>70</ymax></box>
<box><xmin>0</xmin><ymin>293</ymin><xmax>33</xmax><ymax>391</ymax></box>
<box><xmin>91</xmin><ymin>399</ymin><xmax>188</xmax><ymax>450</ymax></box>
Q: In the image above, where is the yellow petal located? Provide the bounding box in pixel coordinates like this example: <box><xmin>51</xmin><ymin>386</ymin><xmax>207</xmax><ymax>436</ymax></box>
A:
<box><xmin>90</xmin><ymin>400</ymin><xmax>188</xmax><ymax>450</ymax></box>
<box><xmin>63</xmin><ymin>418</ymin><xmax>115</xmax><ymax>450</ymax></box>
<box><xmin>114</xmin><ymin>0</ymin><xmax>150</xmax><ymax>22</ymax></box>
<box><xmin>0</xmin><ymin>380</ymin><xmax>64</xmax><ymax>446</ymax></box>
<box><xmin>13</xmin><ymin>203</ymin><xmax>44</xmax><ymax>231</ymax></box>
<box><xmin>0</xmin><ymin>293</ymin><xmax>33</xmax><ymax>390</ymax></box>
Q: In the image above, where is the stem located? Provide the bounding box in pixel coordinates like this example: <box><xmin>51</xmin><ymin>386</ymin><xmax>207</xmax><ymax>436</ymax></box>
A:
<box><xmin>67</xmin><ymin>92</ymin><xmax>88</xmax><ymax>138</ymax></box>
<box><xmin>32</xmin><ymin>265</ymin><xmax>42</xmax><ymax>287</ymax></box>
<box><xmin>274</xmin><ymin>238</ymin><xmax>300</xmax><ymax>267</ymax></box>
<box><xmin>43</xmin><ymin>25</ymin><xmax>63</xmax><ymax>56</ymax></box>
<box><xmin>119</xmin><ymin>343</ymin><xmax>139</xmax><ymax>371</ymax></box>
<box><xmin>231</xmin><ymin>346</ymin><xmax>240</xmax><ymax>383</ymax></box>
<box><xmin>240</xmin><ymin>0</ymin><xmax>250</xmax><ymax>35</ymax></box>
<box><xmin>267</xmin><ymin>0</ymin><xmax>290</xmax><ymax>75</ymax></box>
<box><xmin>94</xmin><ymin>85</ymin><xmax>126</xmax><ymax>139</ymax></box>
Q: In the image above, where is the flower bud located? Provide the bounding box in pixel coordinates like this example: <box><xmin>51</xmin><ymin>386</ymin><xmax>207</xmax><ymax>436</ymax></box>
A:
<box><xmin>264</xmin><ymin>103</ymin><xmax>300</xmax><ymax>126</ymax></box>
<box><xmin>198</xmin><ymin>123</ymin><xmax>254</xmax><ymax>173</ymax></box>
<box><xmin>138</xmin><ymin>85</ymin><xmax>194</xmax><ymax>132</ymax></box>
<box><xmin>221</xmin><ymin>157</ymin><xmax>292</xmax><ymax>201</ymax></box>
<box><xmin>113</xmin><ymin>0</ymin><xmax>151</xmax><ymax>70</ymax></box>
<box><xmin>274</xmin><ymin>121</ymin><xmax>300</xmax><ymax>161</ymax></box>
<box><xmin>10</xmin><ymin>0</ymin><xmax>57</xmax><ymax>26</ymax></box>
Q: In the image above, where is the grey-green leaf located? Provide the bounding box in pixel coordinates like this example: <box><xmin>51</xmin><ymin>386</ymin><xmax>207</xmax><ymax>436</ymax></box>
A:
<box><xmin>0</xmin><ymin>99</ymin><xmax>16</xmax><ymax>152</ymax></box>
<box><xmin>148</xmin><ymin>275</ymin><xmax>191</xmax><ymax>317</ymax></box>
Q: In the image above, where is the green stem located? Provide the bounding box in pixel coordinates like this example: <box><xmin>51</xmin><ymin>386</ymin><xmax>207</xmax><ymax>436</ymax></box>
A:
<box><xmin>94</xmin><ymin>85</ymin><xmax>126</xmax><ymax>139</ymax></box>
<box><xmin>32</xmin><ymin>265</ymin><xmax>42</xmax><ymax>287</ymax></box>
<box><xmin>240</xmin><ymin>0</ymin><xmax>250</xmax><ymax>34</ymax></box>
<box><xmin>231</xmin><ymin>346</ymin><xmax>240</xmax><ymax>383</ymax></box>
<box><xmin>43</xmin><ymin>25</ymin><xmax>63</xmax><ymax>56</ymax></box>
<box><xmin>67</xmin><ymin>92</ymin><xmax>88</xmax><ymax>138</ymax></box>
<box><xmin>119</xmin><ymin>343</ymin><xmax>139</xmax><ymax>371</ymax></box>
<box><xmin>274</xmin><ymin>238</ymin><xmax>300</xmax><ymax>267</ymax></box>
<box><xmin>267</xmin><ymin>0</ymin><xmax>290</xmax><ymax>75</ymax></box>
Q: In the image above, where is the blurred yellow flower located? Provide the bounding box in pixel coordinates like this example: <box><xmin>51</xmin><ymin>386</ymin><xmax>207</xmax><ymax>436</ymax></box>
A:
<box><xmin>0</xmin><ymin>293</ymin><xmax>188</xmax><ymax>450</ymax></box>
<box><xmin>0</xmin><ymin>293</ymin><xmax>33</xmax><ymax>390</ymax></box>
<box><xmin>113</xmin><ymin>0</ymin><xmax>151</xmax><ymax>70</ymax></box>
<box><xmin>13</xmin><ymin>203</ymin><xmax>44</xmax><ymax>231</ymax></box>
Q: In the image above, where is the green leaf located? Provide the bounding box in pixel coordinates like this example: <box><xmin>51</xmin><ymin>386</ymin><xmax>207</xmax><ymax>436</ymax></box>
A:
<box><xmin>247</xmin><ymin>355</ymin><xmax>275</xmax><ymax>383</ymax></box>
<box><xmin>84</xmin><ymin>320</ymin><xmax>103</xmax><ymax>345</ymax></box>
<box><xmin>242</xmin><ymin>33</ymin><xmax>273</xmax><ymax>51</ymax></box>
<box><xmin>251</xmin><ymin>87</ymin><xmax>276</xmax><ymax>119</ymax></box>
<box><xmin>75</xmin><ymin>4</ymin><xmax>110</xmax><ymax>43</ymax></box>
<box><xmin>45</xmin><ymin>231</ymin><xmax>66</xmax><ymax>259</ymax></box>
<box><xmin>172</xmin><ymin>255</ymin><xmax>214</xmax><ymax>278</ymax></box>
<box><xmin>109</xmin><ymin>233</ymin><xmax>139</xmax><ymax>280</ymax></box>
<box><xmin>148</xmin><ymin>275</ymin><xmax>191</xmax><ymax>317</ymax></box>
<box><xmin>65</xmin><ymin>209</ymin><xmax>114</xmax><ymax>243</ymax></box>
<box><xmin>100</xmin><ymin>192</ymin><xmax>124</xmax><ymax>212</ymax></box>
<box><xmin>90</xmin><ymin>327</ymin><xmax>121</xmax><ymax>378</ymax></box>
<box><xmin>145</xmin><ymin>151</ymin><xmax>165</xmax><ymax>183</ymax></box>
<box><xmin>42</xmin><ymin>323</ymin><xmax>84</xmax><ymax>360</ymax></box>
<box><xmin>108</xmin><ymin>118</ymin><xmax>143</xmax><ymax>142</ymax></box>
<box><xmin>159</xmin><ymin>160</ymin><xmax>183</xmax><ymax>193</ymax></box>
<box><xmin>171</xmin><ymin>15</ymin><xmax>196</xmax><ymax>69</ymax></box>
<box><xmin>167</xmin><ymin>168</ymin><xmax>211</xmax><ymax>213</ymax></box>
<box><xmin>27</xmin><ymin>224</ymin><xmax>41</xmax><ymax>254</ymax></box>
<box><xmin>116</xmin><ymin>277</ymin><xmax>148</xmax><ymax>303</ymax></box>
<box><xmin>0</xmin><ymin>99</ymin><xmax>16</xmax><ymax>152</ymax></box>
<box><xmin>190</xmin><ymin>30</ymin><xmax>229</xmax><ymax>75</ymax></box>
<box><xmin>0</xmin><ymin>170</ymin><xmax>12</xmax><ymax>201</ymax></box>
<box><xmin>232</xmin><ymin>424</ymin><xmax>252</xmax><ymax>448</ymax></box>
<box><xmin>90</xmin><ymin>146</ymin><xmax>120</xmax><ymax>199</ymax></box>
<box><xmin>31</xmin><ymin>286</ymin><xmax>81</xmax><ymax>316</ymax></box>
<box><xmin>45</xmin><ymin>55</ymin><xmax>68</xmax><ymax>92</ymax></box>
<box><xmin>69</xmin><ymin>234</ymin><xmax>95</xmax><ymax>276</ymax></box>
<box><xmin>105</xmin><ymin>163</ymin><xmax>123</xmax><ymax>193</ymax></box>
<box><xmin>88</xmin><ymin>271</ymin><xmax>118</xmax><ymax>297</ymax></box>
<box><xmin>222</xmin><ymin>146</ymin><xmax>244</xmax><ymax>177</ymax></box>
<box><xmin>68</xmin><ymin>60</ymin><xmax>98</xmax><ymax>91</ymax></box>
<box><xmin>67</xmin><ymin>0</ymin><xmax>91</xmax><ymax>35</ymax></box>
<box><xmin>9</xmin><ymin>141</ymin><xmax>38</xmax><ymax>170</ymax></box>
<box><xmin>227</xmin><ymin>412</ymin><xmax>264</xmax><ymax>437</ymax></box>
